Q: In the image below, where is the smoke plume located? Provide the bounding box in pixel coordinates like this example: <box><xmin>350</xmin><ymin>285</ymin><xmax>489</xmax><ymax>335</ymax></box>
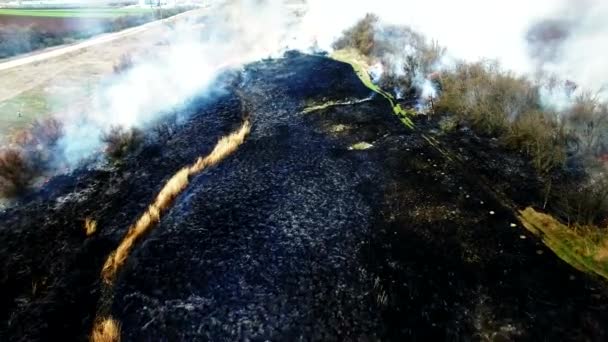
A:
<box><xmin>48</xmin><ymin>0</ymin><xmax>608</xmax><ymax>166</ymax></box>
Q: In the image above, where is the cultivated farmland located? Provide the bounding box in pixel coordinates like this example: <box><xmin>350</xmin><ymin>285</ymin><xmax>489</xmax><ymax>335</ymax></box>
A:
<box><xmin>0</xmin><ymin>7</ymin><xmax>190</xmax><ymax>58</ymax></box>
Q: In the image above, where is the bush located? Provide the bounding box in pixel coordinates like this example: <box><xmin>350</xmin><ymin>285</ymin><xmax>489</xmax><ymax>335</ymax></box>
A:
<box><xmin>504</xmin><ymin>111</ymin><xmax>568</xmax><ymax>175</ymax></box>
<box><xmin>438</xmin><ymin>115</ymin><xmax>459</xmax><ymax>133</ymax></box>
<box><xmin>0</xmin><ymin>149</ymin><xmax>35</xmax><ymax>197</ymax></box>
<box><xmin>554</xmin><ymin>172</ymin><xmax>608</xmax><ymax>226</ymax></box>
<box><xmin>436</xmin><ymin>61</ymin><xmax>539</xmax><ymax>135</ymax></box>
<box><xmin>7</xmin><ymin>117</ymin><xmax>64</xmax><ymax>171</ymax></box>
<box><xmin>102</xmin><ymin>126</ymin><xmax>144</xmax><ymax>161</ymax></box>
<box><xmin>333</xmin><ymin>14</ymin><xmax>446</xmax><ymax>96</ymax></box>
<box><xmin>332</xmin><ymin>13</ymin><xmax>378</xmax><ymax>57</ymax></box>
<box><xmin>566</xmin><ymin>93</ymin><xmax>608</xmax><ymax>157</ymax></box>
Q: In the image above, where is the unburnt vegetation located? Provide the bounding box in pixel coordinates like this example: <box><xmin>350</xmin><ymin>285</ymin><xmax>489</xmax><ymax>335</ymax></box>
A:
<box><xmin>0</xmin><ymin>117</ymin><xmax>146</xmax><ymax>199</ymax></box>
<box><xmin>0</xmin><ymin>117</ymin><xmax>63</xmax><ymax>197</ymax></box>
<box><xmin>333</xmin><ymin>14</ymin><xmax>445</xmax><ymax>97</ymax></box>
<box><xmin>335</xmin><ymin>14</ymin><xmax>608</xmax><ymax>274</ymax></box>
<box><xmin>102</xmin><ymin>126</ymin><xmax>144</xmax><ymax>162</ymax></box>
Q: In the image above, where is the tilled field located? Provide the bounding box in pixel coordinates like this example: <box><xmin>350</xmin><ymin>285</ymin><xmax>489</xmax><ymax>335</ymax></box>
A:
<box><xmin>1</xmin><ymin>53</ymin><xmax>607</xmax><ymax>341</ymax></box>
<box><xmin>0</xmin><ymin>16</ymin><xmax>108</xmax><ymax>34</ymax></box>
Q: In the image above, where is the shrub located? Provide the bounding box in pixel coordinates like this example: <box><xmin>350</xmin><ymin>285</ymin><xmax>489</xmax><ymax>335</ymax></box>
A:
<box><xmin>333</xmin><ymin>14</ymin><xmax>446</xmax><ymax>96</ymax></box>
<box><xmin>554</xmin><ymin>172</ymin><xmax>608</xmax><ymax>226</ymax></box>
<box><xmin>0</xmin><ymin>149</ymin><xmax>35</xmax><ymax>197</ymax></box>
<box><xmin>504</xmin><ymin>111</ymin><xmax>568</xmax><ymax>175</ymax></box>
<box><xmin>29</xmin><ymin>117</ymin><xmax>64</xmax><ymax>147</ymax></box>
<box><xmin>438</xmin><ymin>115</ymin><xmax>459</xmax><ymax>133</ymax></box>
<box><xmin>436</xmin><ymin>61</ymin><xmax>539</xmax><ymax>136</ymax></box>
<box><xmin>332</xmin><ymin>14</ymin><xmax>379</xmax><ymax>57</ymax></box>
<box><xmin>0</xmin><ymin>26</ymin><xmax>33</xmax><ymax>58</ymax></box>
<box><xmin>102</xmin><ymin>126</ymin><xmax>144</xmax><ymax>161</ymax></box>
<box><xmin>565</xmin><ymin>93</ymin><xmax>608</xmax><ymax>157</ymax></box>
<box><xmin>8</xmin><ymin>117</ymin><xmax>64</xmax><ymax>172</ymax></box>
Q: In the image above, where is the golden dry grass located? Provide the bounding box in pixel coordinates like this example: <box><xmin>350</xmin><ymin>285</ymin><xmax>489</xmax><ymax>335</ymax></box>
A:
<box><xmin>84</xmin><ymin>217</ymin><xmax>98</xmax><ymax>236</ymax></box>
<box><xmin>91</xmin><ymin>317</ymin><xmax>121</xmax><ymax>342</ymax></box>
<box><xmin>101</xmin><ymin>120</ymin><xmax>251</xmax><ymax>283</ymax></box>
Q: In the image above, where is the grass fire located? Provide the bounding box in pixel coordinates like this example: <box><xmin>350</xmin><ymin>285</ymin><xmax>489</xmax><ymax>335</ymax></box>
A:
<box><xmin>0</xmin><ymin>0</ymin><xmax>607</xmax><ymax>341</ymax></box>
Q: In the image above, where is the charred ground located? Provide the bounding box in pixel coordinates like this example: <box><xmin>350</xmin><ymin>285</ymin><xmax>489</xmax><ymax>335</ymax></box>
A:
<box><xmin>1</xmin><ymin>53</ymin><xmax>607</xmax><ymax>341</ymax></box>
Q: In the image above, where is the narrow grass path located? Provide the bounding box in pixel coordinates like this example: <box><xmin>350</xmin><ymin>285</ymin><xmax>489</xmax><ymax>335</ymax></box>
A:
<box><xmin>91</xmin><ymin>119</ymin><xmax>251</xmax><ymax>342</ymax></box>
<box><xmin>330</xmin><ymin>49</ymin><xmax>414</xmax><ymax>128</ymax></box>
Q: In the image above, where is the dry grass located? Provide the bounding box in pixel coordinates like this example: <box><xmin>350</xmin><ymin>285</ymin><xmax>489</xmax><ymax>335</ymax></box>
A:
<box><xmin>91</xmin><ymin>317</ymin><xmax>121</xmax><ymax>342</ymax></box>
<box><xmin>84</xmin><ymin>217</ymin><xmax>98</xmax><ymax>236</ymax></box>
<box><xmin>101</xmin><ymin>120</ymin><xmax>251</xmax><ymax>283</ymax></box>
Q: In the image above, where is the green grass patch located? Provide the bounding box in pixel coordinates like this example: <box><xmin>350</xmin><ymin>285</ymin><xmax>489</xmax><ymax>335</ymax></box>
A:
<box><xmin>519</xmin><ymin>207</ymin><xmax>608</xmax><ymax>280</ymax></box>
<box><xmin>349</xmin><ymin>142</ymin><xmax>373</xmax><ymax>150</ymax></box>
<box><xmin>0</xmin><ymin>88</ymin><xmax>50</xmax><ymax>138</ymax></box>
<box><xmin>330</xmin><ymin>49</ymin><xmax>413</xmax><ymax>128</ymax></box>
<box><xmin>302</xmin><ymin>100</ymin><xmax>341</xmax><ymax>114</ymax></box>
<box><xmin>0</xmin><ymin>8</ymin><xmax>154</xmax><ymax>18</ymax></box>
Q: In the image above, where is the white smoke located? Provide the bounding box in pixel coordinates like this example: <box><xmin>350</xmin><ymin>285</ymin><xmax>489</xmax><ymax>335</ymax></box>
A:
<box><xmin>298</xmin><ymin>0</ymin><xmax>608</xmax><ymax>99</ymax></box>
<box><xmin>52</xmin><ymin>0</ymin><xmax>608</xmax><ymax>165</ymax></box>
<box><xmin>57</xmin><ymin>0</ymin><xmax>293</xmax><ymax>165</ymax></box>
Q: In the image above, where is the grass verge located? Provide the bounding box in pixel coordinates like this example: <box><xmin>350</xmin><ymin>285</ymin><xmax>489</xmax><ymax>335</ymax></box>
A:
<box><xmin>330</xmin><ymin>49</ymin><xmax>414</xmax><ymax>128</ymax></box>
<box><xmin>519</xmin><ymin>207</ymin><xmax>608</xmax><ymax>280</ymax></box>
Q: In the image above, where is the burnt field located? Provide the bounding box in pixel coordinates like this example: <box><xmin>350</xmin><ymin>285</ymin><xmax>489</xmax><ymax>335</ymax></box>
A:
<box><xmin>1</xmin><ymin>53</ymin><xmax>607</xmax><ymax>341</ymax></box>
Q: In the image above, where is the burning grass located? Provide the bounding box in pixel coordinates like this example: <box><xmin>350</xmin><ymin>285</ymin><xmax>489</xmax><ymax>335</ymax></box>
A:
<box><xmin>101</xmin><ymin>120</ymin><xmax>251</xmax><ymax>284</ymax></box>
<box><xmin>91</xmin><ymin>317</ymin><xmax>121</xmax><ymax>342</ymax></box>
<box><xmin>519</xmin><ymin>207</ymin><xmax>608</xmax><ymax>280</ymax></box>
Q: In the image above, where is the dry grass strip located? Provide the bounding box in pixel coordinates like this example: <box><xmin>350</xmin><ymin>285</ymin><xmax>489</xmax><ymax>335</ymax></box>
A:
<box><xmin>100</xmin><ymin>120</ymin><xmax>251</xmax><ymax>284</ymax></box>
<box><xmin>90</xmin><ymin>317</ymin><xmax>121</xmax><ymax>342</ymax></box>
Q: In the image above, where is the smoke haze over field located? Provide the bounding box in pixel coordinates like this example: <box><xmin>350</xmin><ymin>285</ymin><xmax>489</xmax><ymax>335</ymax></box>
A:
<box><xmin>57</xmin><ymin>1</ymin><xmax>292</xmax><ymax>164</ymax></box>
<box><xmin>50</xmin><ymin>0</ymin><xmax>608</xmax><ymax>166</ymax></box>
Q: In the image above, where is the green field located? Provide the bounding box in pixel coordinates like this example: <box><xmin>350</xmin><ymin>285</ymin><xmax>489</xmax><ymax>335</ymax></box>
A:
<box><xmin>0</xmin><ymin>8</ymin><xmax>155</xmax><ymax>18</ymax></box>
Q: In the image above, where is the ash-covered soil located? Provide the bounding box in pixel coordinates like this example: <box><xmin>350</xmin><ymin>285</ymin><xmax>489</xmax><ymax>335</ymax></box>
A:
<box><xmin>1</xmin><ymin>53</ymin><xmax>607</xmax><ymax>341</ymax></box>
